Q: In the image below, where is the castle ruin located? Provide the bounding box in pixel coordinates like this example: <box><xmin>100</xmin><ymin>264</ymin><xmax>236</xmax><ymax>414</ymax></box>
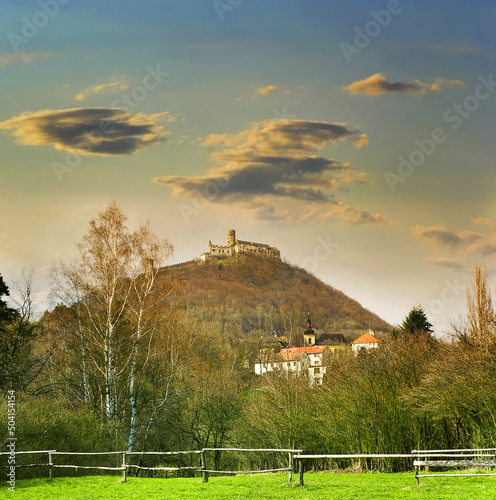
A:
<box><xmin>200</xmin><ymin>229</ymin><xmax>281</xmax><ymax>262</ymax></box>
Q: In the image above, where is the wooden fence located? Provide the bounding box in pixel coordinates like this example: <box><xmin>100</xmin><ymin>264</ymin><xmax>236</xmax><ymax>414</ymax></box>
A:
<box><xmin>3</xmin><ymin>448</ymin><xmax>496</xmax><ymax>486</ymax></box>
<box><xmin>200</xmin><ymin>448</ymin><xmax>302</xmax><ymax>483</ymax></box>
<box><xmin>0</xmin><ymin>449</ymin><xmax>55</xmax><ymax>471</ymax></box>
<box><xmin>0</xmin><ymin>448</ymin><xmax>302</xmax><ymax>483</ymax></box>
<box><xmin>293</xmin><ymin>453</ymin><xmax>413</xmax><ymax>486</ymax></box>
<box><xmin>0</xmin><ymin>450</ymin><xmax>201</xmax><ymax>482</ymax></box>
<box><xmin>413</xmin><ymin>448</ymin><xmax>496</xmax><ymax>485</ymax></box>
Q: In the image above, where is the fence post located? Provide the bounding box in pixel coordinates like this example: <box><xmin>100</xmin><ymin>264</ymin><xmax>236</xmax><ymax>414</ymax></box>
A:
<box><xmin>48</xmin><ymin>451</ymin><xmax>53</xmax><ymax>480</ymax></box>
<box><xmin>288</xmin><ymin>452</ymin><xmax>292</xmax><ymax>483</ymax></box>
<box><xmin>122</xmin><ymin>453</ymin><xmax>127</xmax><ymax>483</ymax></box>
<box><xmin>201</xmin><ymin>450</ymin><xmax>209</xmax><ymax>483</ymax></box>
<box><xmin>414</xmin><ymin>450</ymin><xmax>419</xmax><ymax>486</ymax></box>
<box><xmin>299</xmin><ymin>457</ymin><xmax>304</xmax><ymax>487</ymax></box>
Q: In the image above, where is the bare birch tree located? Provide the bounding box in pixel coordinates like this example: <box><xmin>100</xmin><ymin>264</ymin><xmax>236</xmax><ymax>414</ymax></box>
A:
<box><xmin>50</xmin><ymin>202</ymin><xmax>177</xmax><ymax>450</ymax></box>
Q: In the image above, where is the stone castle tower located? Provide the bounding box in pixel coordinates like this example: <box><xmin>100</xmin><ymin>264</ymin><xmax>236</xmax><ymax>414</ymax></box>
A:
<box><xmin>227</xmin><ymin>229</ymin><xmax>236</xmax><ymax>247</ymax></box>
<box><xmin>201</xmin><ymin>229</ymin><xmax>280</xmax><ymax>262</ymax></box>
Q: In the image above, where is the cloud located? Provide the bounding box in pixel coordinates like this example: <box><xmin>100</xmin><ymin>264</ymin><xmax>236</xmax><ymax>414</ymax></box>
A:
<box><xmin>411</xmin><ymin>224</ymin><xmax>484</xmax><ymax>247</ymax></box>
<box><xmin>253</xmin><ymin>84</ymin><xmax>291</xmax><ymax>99</ymax></box>
<box><xmin>424</xmin><ymin>257</ymin><xmax>466</xmax><ymax>271</ymax></box>
<box><xmin>200</xmin><ymin>119</ymin><xmax>368</xmax><ymax>157</ymax></box>
<box><xmin>75</xmin><ymin>79</ymin><xmax>129</xmax><ymax>101</ymax></box>
<box><xmin>412</xmin><ymin>222</ymin><xmax>496</xmax><ymax>255</ymax></box>
<box><xmin>343</xmin><ymin>73</ymin><xmax>417</xmax><ymax>96</ymax></box>
<box><xmin>415</xmin><ymin>77</ymin><xmax>466</xmax><ymax>94</ymax></box>
<box><xmin>352</xmin><ymin>133</ymin><xmax>369</xmax><ymax>148</ymax></box>
<box><xmin>342</xmin><ymin>73</ymin><xmax>465</xmax><ymax>96</ymax></box>
<box><xmin>474</xmin><ymin>217</ymin><xmax>496</xmax><ymax>228</ymax></box>
<box><xmin>0</xmin><ymin>108</ymin><xmax>172</xmax><ymax>156</ymax></box>
<box><xmin>155</xmin><ymin>119</ymin><xmax>386</xmax><ymax>225</ymax></box>
<box><xmin>302</xmin><ymin>202</ymin><xmax>388</xmax><ymax>225</ymax></box>
<box><xmin>0</xmin><ymin>52</ymin><xmax>52</xmax><ymax>67</ymax></box>
<box><xmin>427</xmin><ymin>43</ymin><xmax>483</xmax><ymax>55</ymax></box>
<box><xmin>157</xmin><ymin>156</ymin><xmax>346</xmax><ymax>203</ymax></box>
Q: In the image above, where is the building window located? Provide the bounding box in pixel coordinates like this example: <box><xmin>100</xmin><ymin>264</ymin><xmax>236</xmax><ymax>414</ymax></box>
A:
<box><xmin>314</xmin><ymin>367</ymin><xmax>320</xmax><ymax>374</ymax></box>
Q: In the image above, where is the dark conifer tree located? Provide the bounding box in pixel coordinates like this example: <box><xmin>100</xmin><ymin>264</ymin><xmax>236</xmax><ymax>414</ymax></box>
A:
<box><xmin>401</xmin><ymin>306</ymin><xmax>433</xmax><ymax>337</ymax></box>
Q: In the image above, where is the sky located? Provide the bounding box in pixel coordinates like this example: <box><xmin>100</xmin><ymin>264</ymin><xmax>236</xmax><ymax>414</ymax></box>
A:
<box><xmin>1</xmin><ymin>0</ymin><xmax>496</xmax><ymax>336</ymax></box>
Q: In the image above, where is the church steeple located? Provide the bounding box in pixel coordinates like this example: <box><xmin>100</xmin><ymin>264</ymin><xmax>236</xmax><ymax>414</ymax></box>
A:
<box><xmin>304</xmin><ymin>312</ymin><xmax>316</xmax><ymax>346</ymax></box>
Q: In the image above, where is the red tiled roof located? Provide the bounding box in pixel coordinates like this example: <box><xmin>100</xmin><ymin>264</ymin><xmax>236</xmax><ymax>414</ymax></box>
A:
<box><xmin>280</xmin><ymin>346</ymin><xmax>328</xmax><ymax>355</ymax></box>
<box><xmin>259</xmin><ymin>351</ymin><xmax>308</xmax><ymax>363</ymax></box>
<box><xmin>352</xmin><ymin>332</ymin><xmax>381</xmax><ymax>344</ymax></box>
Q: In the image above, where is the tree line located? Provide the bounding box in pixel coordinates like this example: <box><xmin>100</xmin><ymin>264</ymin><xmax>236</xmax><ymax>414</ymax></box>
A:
<box><xmin>1</xmin><ymin>202</ymin><xmax>495</xmax><ymax>474</ymax></box>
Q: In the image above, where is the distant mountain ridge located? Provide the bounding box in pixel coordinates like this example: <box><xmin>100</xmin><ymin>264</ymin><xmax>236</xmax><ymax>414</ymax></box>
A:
<box><xmin>162</xmin><ymin>253</ymin><xmax>391</xmax><ymax>339</ymax></box>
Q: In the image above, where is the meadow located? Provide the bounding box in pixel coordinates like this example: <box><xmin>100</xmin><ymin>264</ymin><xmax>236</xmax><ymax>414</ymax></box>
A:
<box><xmin>2</xmin><ymin>472</ymin><xmax>495</xmax><ymax>500</ymax></box>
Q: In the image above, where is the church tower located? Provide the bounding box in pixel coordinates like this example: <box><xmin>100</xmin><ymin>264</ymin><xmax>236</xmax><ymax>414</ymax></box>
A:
<box><xmin>304</xmin><ymin>313</ymin><xmax>316</xmax><ymax>346</ymax></box>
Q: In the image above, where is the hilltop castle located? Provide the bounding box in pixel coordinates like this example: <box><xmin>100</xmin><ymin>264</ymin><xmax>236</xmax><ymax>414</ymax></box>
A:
<box><xmin>200</xmin><ymin>229</ymin><xmax>281</xmax><ymax>262</ymax></box>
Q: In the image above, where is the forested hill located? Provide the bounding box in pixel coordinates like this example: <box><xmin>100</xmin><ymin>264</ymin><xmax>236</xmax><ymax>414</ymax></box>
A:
<box><xmin>161</xmin><ymin>254</ymin><xmax>391</xmax><ymax>339</ymax></box>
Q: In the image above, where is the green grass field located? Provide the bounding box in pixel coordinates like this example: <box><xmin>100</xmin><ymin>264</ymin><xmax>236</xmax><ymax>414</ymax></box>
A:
<box><xmin>2</xmin><ymin>472</ymin><xmax>495</xmax><ymax>499</ymax></box>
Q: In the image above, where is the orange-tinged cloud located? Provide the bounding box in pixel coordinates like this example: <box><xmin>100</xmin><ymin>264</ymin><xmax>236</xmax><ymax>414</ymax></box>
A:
<box><xmin>412</xmin><ymin>222</ymin><xmax>496</xmax><ymax>255</ymax></box>
<box><xmin>0</xmin><ymin>52</ymin><xmax>52</xmax><ymax>67</ymax></box>
<box><xmin>343</xmin><ymin>73</ymin><xmax>465</xmax><ymax>96</ymax></box>
<box><xmin>254</xmin><ymin>84</ymin><xmax>291</xmax><ymax>98</ymax></box>
<box><xmin>75</xmin><ymin>79</ymin><xmax>130</xmax><ymax>101</ymax></box>
<box><xmin>424</xmin><ymin>257</ymin><xmax>465</xmax><ymax>271</ymax></box>
<box><xmin>155</xmin><ymin>119</ymin><xmax>386</xmax><ymax>225</ymax></box>
<box><xmin>0</xmin><ymin>108</ymin><xmax>173</xmax><ymax>156</ymax></box>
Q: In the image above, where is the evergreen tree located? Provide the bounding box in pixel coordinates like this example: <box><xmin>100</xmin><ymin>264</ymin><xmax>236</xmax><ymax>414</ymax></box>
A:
<box><xmin>0</xmin><ymin>273</ymin><xmax>14</xmax><ymax>320</ymax></box>
<box><xmin>400</xmin><ymin>306</ymin><xmax>433</xmax><ymax>338</ymax></box>
<box><xmin>0</xmin><ymin>272</ymin><xmax>44</xmax><ymax>391</ymax></box>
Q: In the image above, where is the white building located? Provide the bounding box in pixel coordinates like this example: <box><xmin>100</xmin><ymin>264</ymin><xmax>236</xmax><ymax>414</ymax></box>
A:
<box><xmin>279</xmin><ymin>346</ymin><xmax>332</xmax><ymax>385</ymax></box>
<box><xmin>254</xmin><ymin>351</ymin><xmax>309</xmax><ymax>375</ymax></box>
<box><xmin>351</xmin><ymin>331</ymin><xmax>381</xmax><ymax>354</ymax></box>
<box><xmin>254</xmin><ymin>345</ymin><xmax>332</xmax><ymax>385</ymax></box>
